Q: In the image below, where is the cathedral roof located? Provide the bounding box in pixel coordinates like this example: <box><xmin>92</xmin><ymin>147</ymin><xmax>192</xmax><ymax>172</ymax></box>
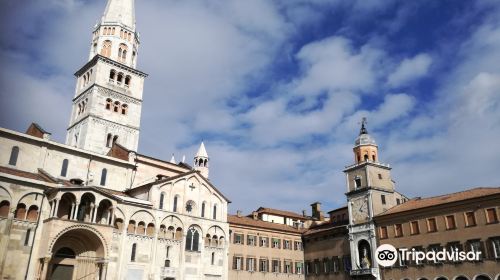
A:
<box><xmin>376</xmin><ymin>187</ymin><xmax>500</xmax><ymax>217</ymax></box>
<box><xmin>102</xmin><ymin>0</ymin><xmax>135</xmax><ymax>29</ymax></box>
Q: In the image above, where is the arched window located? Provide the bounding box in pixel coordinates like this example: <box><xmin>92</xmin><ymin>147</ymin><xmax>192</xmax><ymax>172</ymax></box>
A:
<box><xmin>9</xmin><ymin>146</ymin><xmax>19</xmax><ymax>166</ymax></box>
<box><xmin>137</xmin><ymin>221</ymin><xmax>146</xmax><ymax>235</ymax></box>
<box><xmin>128</xmin><ymin>220</ymin><xmax>136</xmax><ymax>234</ymax></box>
<box><xmin>121</xmin><ymin>104</ymin><xmax>128</xmax><ymax>115</ymax></box>
<box><xmin>201</xmin><ymin>202</ymin><xmax>206</xmax><ymax>218</ymax></box>
<box><xmin>173</xmin><ymin>196</ymin><xmax>178</xmax><ymax>212</ymax></box>
<box><xmin>146</xmin><ymin>223</ymin><xmax>155</xmax><ymax>236</ymax></box>
<box><xmin>106</xmin><ymin>133</ymin><xmax>112</xmax><ymax>147</ymax></box>
<box><xmin>355</xmin><ymin>177</ymin><xmax>362</xmax><ymax>189</ymax></box>
<box><xmin>213</xmin><ymin>205</ymin><xmax>217</xmax><ymax>220</ymax></box>
<box><xmin>15</xmin><ymin>203</ymin><xmax>26</xmax><ymax>220</ymax></box>
<box><xmin>0</xmin><ymin>201</ymin><xmax>10</xmax><ymax>217</ymax></box>
<box><xmin>106</xmin><ymin>98</ymin><xmax>112</xmax><ymax>110</ymax></box>
<box><xmin>114</xmin><ymin>218</ymin><xmax>123</xmax><ymax>231</ymax></box>
<box><xmin>120</xmin><ymin>29</ymin><xmax>124</xmax><ymax>39</ymax></box>
<box><xmin>131</xmin><ymin>243</ymin><xmax>137</xmax><ymax>262</ymax></box>
<box><xmin>128</xmin><ymin>32</ymin><xmax>131</xmax><ymax>41</ymax></box>
<box><xmin>175</xmin><ymin>227</ymin><xmax>183</xmax><ymax>240</ymax></box>
<box><xmin>100</xmin><ymin>40</ymin><xmax>112</xmax><ymax>57</ymax></box>
<box><xmin>159</xmin><ymin>193</ymin><xmax>165</xmax><ymax>209</ymax></box>
<box><xmin>364</xmin><ymin>154</ymin><xmax>369</xmax><ymax>161</ymax></box>
<box><xmin>114</xmin><ymin>101</ymin><xmax>120</xmax><ymax>112</ymax></box>
<box><xmin>112</xmin><ymin>27</ymin><xmax>115</xmax><ymax>35</ymax></box>
<box><xmin>27</xmin><ymin>205</ymin><xmax>38</xmax><ymax>221</ymax></box>
<box><xmin>117</xmin><ymin>73</ymin><xmax>123</xmax><ymax>84</ymax></box>
<box><xmin>118</xmin><ymin>44</ymin><xmax>128</xmax><ymax>62</ymax></box>
<box><xmin>60</xmin><ymin>159</ymin><xmax>69</xmax><ymax>177</ymax></box>
<box><xmin>109</xmin><ymin>70</ymin><xmax>116</xmax><ymax>81</ymax></box>
<box><xmin>125</xmin><ymin>75</ymin><xmax>131</xmax><ymax>86</ymax></box>
<box><xmin>211</xmin><ymin>252</ymin><xmax>215</xmax><ymax>265</ymax></box>
<box><xmin>372</xmin><ymin>154</ymin><xmax>376</xmax><ymax>161</ymax></box>
<box><xmin>100</xmin><ymin>168</ymin><xmax>107</xmax><ymax>186</ymax></box>
<box><xmin>185</xmin><ymin>227</ymin><xmax>200</xmax><ymax>251</ymax></box>
<box><xmin>112</xmin><ymin>135</ymin><xmax>118</xmax><ymax>145</ymax></box>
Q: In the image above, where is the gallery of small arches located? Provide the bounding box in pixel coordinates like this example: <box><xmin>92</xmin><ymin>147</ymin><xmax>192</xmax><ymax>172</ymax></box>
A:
<box><xmin>47</xmin><ymin>191</ymin><xmax>227</xmax><ymax>247</ymax></box>
<box><xmin>0</xmin><ymin>191</ymin><xmax>41</xmax><ymax>222</ymax></box>
<box><xmin>49</xmin><ymin>192</ymin><xmax>116</xmax><ymax>225</ymax></box>
<box><xmin>400</xmin><ymin>275</ymin><xmax>499</xmax><ymax>280</ymax></box>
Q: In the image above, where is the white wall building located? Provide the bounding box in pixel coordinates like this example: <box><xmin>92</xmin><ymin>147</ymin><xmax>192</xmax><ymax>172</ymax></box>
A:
<box><xmin>0</xmin><ymin>1</ymin><xmax>230</xmax><ymax>279</ymax></box>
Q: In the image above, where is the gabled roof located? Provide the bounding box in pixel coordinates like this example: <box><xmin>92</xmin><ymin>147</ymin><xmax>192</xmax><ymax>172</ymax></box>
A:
<box><xmin>129</xmin><ymin>170</ymin><xmax>231</xmax><ymax>203</ymax></box>
<box><xmin>228</xmin><ymin>214</ymin><xmax>305</xmax><ymax>234</ymax></box>
<box><xmin>376</xmin><ymin>187</ymin><xmax>500</xmax><ymax>217</ymax></box>
<box><xmin>255</xmin><ymin>207</ymin><xmax>308</xmax><ymax>220</ymax></box>
<box><xmin>107</xmin><ymin>143</ymin><xmax>130</xmax><ymax>161</ymax></box>
<box><xmin>25</xmin><ymin>123</ymin><xmax>51</xmax><ymax>139</ymax></box>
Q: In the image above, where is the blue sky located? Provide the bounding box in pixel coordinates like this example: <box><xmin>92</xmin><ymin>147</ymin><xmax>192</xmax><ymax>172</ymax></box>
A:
<box><xmin>1</xmin><ymin>0</ymin><xmax>500</xmax><ymax>215</ymax></box>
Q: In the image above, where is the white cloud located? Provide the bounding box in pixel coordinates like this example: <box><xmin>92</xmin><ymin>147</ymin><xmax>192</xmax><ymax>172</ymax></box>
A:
<box><xmin>293</xmin><ymin>37</ymin><xmax>385</xmax><ymax>94</ymax></box>
<box><xmin>387</xmin><ymin>53</ymin><xmax>432</xmax><ymax>87</ymax></box>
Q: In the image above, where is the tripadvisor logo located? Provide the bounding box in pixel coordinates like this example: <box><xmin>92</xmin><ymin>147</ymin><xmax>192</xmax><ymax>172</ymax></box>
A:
<box><xmin>375</xmin><ymin>244</ymin><xmax>398</xmax><ymax>267</ymax></box>
<box><xmin>375</xmin><ymin>244</ymin><xmax>482</xmax><ymax>267</ymax></box>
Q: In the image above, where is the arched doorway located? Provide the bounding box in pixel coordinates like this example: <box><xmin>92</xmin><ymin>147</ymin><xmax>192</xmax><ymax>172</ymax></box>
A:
<box><xmin>46</xmin><ymin>228</ymin><xmax>106</xmax><ymax>280</ymax></box>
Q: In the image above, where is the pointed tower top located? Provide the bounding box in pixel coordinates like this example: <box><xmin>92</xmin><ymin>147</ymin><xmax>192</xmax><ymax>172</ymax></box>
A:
<box><xmin>355</xmin><ymin>118</ymin><xmax>376</xmax><ymax>146</ymax></box>
<box><xmin>170</xmin><ymin>154</ymin><xmax>176</xmax><ymax>164</ymax></box>
<box><xmin>102</xmin><ymin>0</ymin><xmax>136</xmax><ymax>29</ymax></box>
<box><xmin>196</xmin><ymin>142</ymin><xmax>209</xmax><ymax>158</ymax></box>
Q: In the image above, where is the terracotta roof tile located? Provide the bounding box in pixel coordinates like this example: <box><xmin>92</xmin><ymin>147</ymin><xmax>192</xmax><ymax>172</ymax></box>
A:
<box><xmin>255</xmin><ymin>207</ymin><xmax>308</xmax><ymax>220</ymax></box>
<box><xmin>304</xmin><ymin>221</ymin><xmax>348</xmax><ymax>235</ymax></box>
<box><xmin>0</xmin><ymin>166</ymin><xmax>52</xmax><ymax>183</ymax></box>
<box><xmin>377</xmin><ymin>187</ymin><xmax>500</xmax><ymax>217</ymax></box>
<box><xmin>228</xmin><ymin>215</ymin><xmax>305</xmax><ymax>234</ymax></box>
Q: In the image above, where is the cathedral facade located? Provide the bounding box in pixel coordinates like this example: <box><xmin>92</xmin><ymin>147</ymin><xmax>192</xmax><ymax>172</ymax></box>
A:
<box><xmin>0</xmin><ymin>0</ymin><xmax>229</xmax><ymax>279</ymax></box>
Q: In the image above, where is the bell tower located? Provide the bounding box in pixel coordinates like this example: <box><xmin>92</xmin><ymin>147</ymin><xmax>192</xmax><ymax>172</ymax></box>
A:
<box><xmin>194</xmin><ymin>142</ymin><xmax>209</xmax><ymax>178</ymax></box>
<box><xmin>344</xmin><ymin>119</ymin><xmax>405</xmax><ymax>278</ymax></box>
<box><xmin>65</xmin><ymin>0</ymin><xmax>147</xmax><ymax>154</ymax></box>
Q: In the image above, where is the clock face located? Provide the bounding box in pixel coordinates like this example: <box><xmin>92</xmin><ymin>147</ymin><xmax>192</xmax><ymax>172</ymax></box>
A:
<box><xmin>351</xmin><ymin>196</ymin><xmax>369</xmax><ymax>223</ymax></box>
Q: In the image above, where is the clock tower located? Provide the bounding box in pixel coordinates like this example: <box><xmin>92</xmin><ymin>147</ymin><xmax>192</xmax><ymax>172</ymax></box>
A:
<box><xmin>344</xmin><ymin>118</ymin><xmax>405</xmax><ymax>279</ymax></box>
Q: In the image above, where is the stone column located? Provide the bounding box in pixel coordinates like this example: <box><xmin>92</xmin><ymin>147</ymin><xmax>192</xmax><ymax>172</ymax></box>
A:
<box><xmin>53</xmin><ymin>199</ymin><xmax>60</xmax><ymax>218</ymax></box>
<box><xmin>40</xmin><ymin>257</ymin><xmax>50</xmax><ymax>280</ymax></box>
<box><xmin>100</xmin><ymin>262</ymin><xmax>108</xmax><ymax>280</ymax></box>
<box><xmin>92</xmin><ymin>205</ymin><xmax>98</xmax><ymax>223</ymax></box>
<box><xmin>73</xmin><ymin>202</ymin><xmax>80</xmax><ymax>220</ymax></box>
<box><xmin>109</xmin><ymin>208</ymin><xmax>114</xmax><ymax>225</ymax></box>
<box><xmin>69</xmin><ymin>203</ymin><xmax>75</xmax><ymax>220</ymax></box>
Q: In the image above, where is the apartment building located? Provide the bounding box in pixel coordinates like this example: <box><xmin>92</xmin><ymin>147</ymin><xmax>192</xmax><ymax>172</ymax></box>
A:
<box><xmin>228</xmin><ymin>210</ymin><xmax>308</xmax><ymax>280</ymax></box>
<box><xmin>303</xmin><ymin>206</ymin><xmax>352</xmax><ymax>280</ymax></box>
<box><xmin>375</xmin><ymin>187</ymin><xmax>500</xmax><ymax>280</ymax></box>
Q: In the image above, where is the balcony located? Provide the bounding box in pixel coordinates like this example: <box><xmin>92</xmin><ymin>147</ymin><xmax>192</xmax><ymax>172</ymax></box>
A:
<box><xmin>350</xmin><ymin>267</ymin><xmax>378</xmax><ymax>277</ymax></box>
<box><xmin>160</xmin><ymin>267</ymin><xmax>177</xmax><ymax>278</ymax></box>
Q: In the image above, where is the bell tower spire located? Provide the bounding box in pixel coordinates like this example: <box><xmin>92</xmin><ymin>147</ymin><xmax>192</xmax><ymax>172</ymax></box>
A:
<box><xmin>194</xmin><ymin>142</ymin><xmax>209</xmax><ymax>178</ymax></box>
<box><xmin>65</xmin><ymin>0</ymin><xmax>147</xmax><ymax>155</ymax></box>
<box><xmin>102</xmin><ymin>0</ymin><xmax>136</xmax><ymax>29</ymax></box>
